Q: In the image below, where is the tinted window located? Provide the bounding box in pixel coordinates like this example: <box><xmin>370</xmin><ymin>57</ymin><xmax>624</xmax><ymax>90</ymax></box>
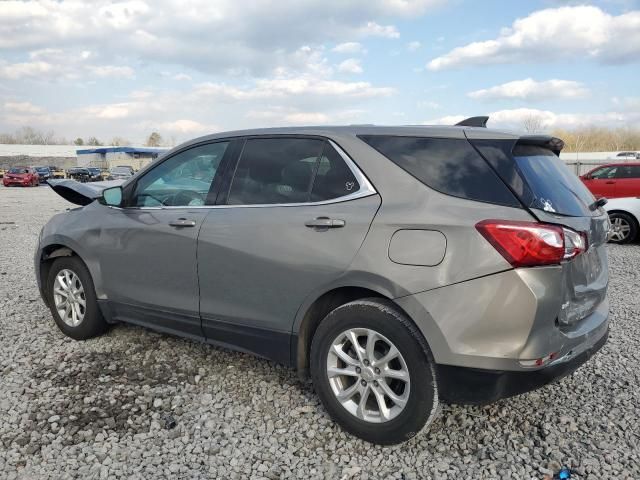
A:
<box><xmin>615</xmin><ymin>165</ymin><xmax>640</xmax><ymax>179</ymax></box>
<box><xmin>228</xmin><ymin>138</ymin><xmax>324</xmax><ymax>205</ymax></box>
<box><xmin>133</xmin><ymin>142</ymin><xmax>228</xmax><ymax>207</ymax></box>
<box><xmin>310</xmin><ymin>143</ymin><xmax>359</xmax><ymax>201</ymax></box>
<box><xmin>512</xmin><ymin>145</ymin><xmax>595</xmax><ymax>216</ymax></box>
<box><xmin>590</xmin><ymin>166</ymin><xmax>617</xmax><ymax>179</ymax></box>
<box><xmin>359</xmin><ymin>135</ymin><xmax>519</xmax><ymax>207</ymax></box>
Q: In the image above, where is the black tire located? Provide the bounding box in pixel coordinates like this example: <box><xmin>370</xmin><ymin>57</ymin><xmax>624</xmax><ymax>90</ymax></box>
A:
<box><xmin>310</xmin><ymin>298</ymin><xmax>438</xmax><ymax>445</ymax></box>
<box><xmin>46</xmin><ymin>256</ymin><xmax>108</xmax><ymax>340</ymax></box>
<box><xmin>608</xmin><ymin>212</ymin><xmax>638</xmax><ymax>244</ymax></box>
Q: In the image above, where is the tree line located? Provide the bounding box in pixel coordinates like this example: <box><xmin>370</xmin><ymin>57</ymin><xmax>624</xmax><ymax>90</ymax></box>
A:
<box><xmin>0</xmin><ymin>126</ymin><xmax>169</xmax><ymax>148</ymax></box>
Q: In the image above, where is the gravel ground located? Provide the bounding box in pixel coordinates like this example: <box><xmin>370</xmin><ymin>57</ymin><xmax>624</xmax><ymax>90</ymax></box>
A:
<box><xmin>0</xmin><ymin>185</ymin><xmax>638</xmax><ymax>480</ymax></box>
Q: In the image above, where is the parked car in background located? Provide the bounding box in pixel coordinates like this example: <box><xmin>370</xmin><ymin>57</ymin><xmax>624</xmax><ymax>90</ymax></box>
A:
<box><xmin>66</xmin><ymin>167</ymin><xmax>92</xmax><ymax>183</ymax></box>
<box><xmin>0</xmin><ymin>168</ymin><xmax>6</xmax><ymax>178</ymax></box>
<box><xmin>87</xmin><ymin>167</ymin><xmax>103</xmax><ymax>182</ymax></box>
<box><xmin>39</xmin><ymin>121</ymin><xmax>609</xmax><ymax>444</ymax></box>
<box><xmin>107</xmin><ymin>165</ymin><xmax>135</xmax><ymax>180</ymax></box>
<box><xmin>3</xmin><ymin>166</ymin><xmax>39</xmax><ymax>187</ymax></box>
<box><xmin>604</xmin><ymin>197</ymin><xmax>640</xmax><ymax>244</ymax></box>
<box><xmin>35</xmin><ymin>166</ymin><xmax>52</xmax><ymax>184</ymax></box>
<box><xmin>611</xmin><ymin>151</ymin><xmax>640</xmax><ymax>160</ymax></box>
<box><xmin>581</xmin><ymin>163</ymin><xmax>640</xmax><ymax>199</ymax></box>
<box><xmin>48</xmin><ymin>166</ymin><xmax>66</xmax><ymax>179</ymax></box>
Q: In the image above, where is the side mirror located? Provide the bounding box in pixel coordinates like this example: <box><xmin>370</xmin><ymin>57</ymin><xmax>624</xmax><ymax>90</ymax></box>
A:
<box><xmin>101</xmin><ymin>186</ymin><xmax>123</xmax><ymax>207</ymax></box>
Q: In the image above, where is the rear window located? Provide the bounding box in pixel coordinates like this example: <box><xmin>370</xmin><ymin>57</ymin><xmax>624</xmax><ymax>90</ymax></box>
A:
<box><xmin>359</xmin><ymin>135</ymin><xmax>520</xmax><ymax>207</ymax></box>
<box><xmin>9</xmin><ymin>167</ymin><xmax>28</xmax><ymax>174</ymax></box>
<box><xmin>512</xmin><ymin>145</ymin><xmax>595</xmax><ymax>216</ymax></box>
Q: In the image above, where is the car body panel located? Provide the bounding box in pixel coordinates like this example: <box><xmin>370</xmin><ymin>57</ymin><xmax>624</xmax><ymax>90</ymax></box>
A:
<box><xmin>581</xmin><ymin>162</ymin><xmax>640</xmax><ymax>199</ymax></box>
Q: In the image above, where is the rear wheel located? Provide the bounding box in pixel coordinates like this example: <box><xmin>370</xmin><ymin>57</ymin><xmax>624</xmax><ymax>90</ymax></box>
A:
<box><xmin>310</xmin><ymin>299</ymin><xmax>438</xmax><ymax>445</ymax></box>
<box><xmin>46</xmin><ymin>257</ymin><xmax>108</xmax><ymax>340</ymax></box>
<box><xmin>608</xmin><ymin>212</ymin><xmax>637</xmax><ymax>244</ymax></box>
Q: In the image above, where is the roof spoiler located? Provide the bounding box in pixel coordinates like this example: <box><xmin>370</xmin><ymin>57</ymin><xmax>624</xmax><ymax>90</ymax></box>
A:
<box><xmin>517</xmin><ymin>135</ymin><xmax>565</xmax><ymax>156</ymax></box>
<box><xmin>455</xmin><ymin>116</ymin><xmax>489</xmax><ymax>128</ymax></box>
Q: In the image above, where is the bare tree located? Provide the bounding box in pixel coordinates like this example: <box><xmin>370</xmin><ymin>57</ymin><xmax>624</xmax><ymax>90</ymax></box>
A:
<box><xmin>86</xmin><ymin>137</ymin><xmax>103</xmax><ymax>146</ymax></box>
<box><xmin>110</xmin><ymin>136</ymin><xmax>132</xmax><ymax>146</ymax></box>
<box><xmin>145</xmin><ymin>131</ymin><xmax>163</xmax><ymax>147</ymax></box>
<box><xmin>522</xmin><ymin>114</ymin><xmax>544</xmax><ymax>133</ymax></box>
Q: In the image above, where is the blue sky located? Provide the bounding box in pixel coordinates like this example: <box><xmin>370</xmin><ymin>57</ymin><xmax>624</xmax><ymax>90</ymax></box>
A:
<box><xmin>0</xmin><ymin>0</ymin><xmax>638</xmax><ymax>144</ymax></box>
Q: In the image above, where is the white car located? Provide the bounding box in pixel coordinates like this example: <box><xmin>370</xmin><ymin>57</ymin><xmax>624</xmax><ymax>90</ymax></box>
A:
<box><xmin>605</xmin><ymin>197</ymin><xmax>640</xmax><ymax>244</ymax></box>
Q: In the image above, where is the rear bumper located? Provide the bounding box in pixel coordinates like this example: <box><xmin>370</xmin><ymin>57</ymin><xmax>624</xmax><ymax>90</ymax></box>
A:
<box><xmin>437</xmin><ymin>326</ymin><xmax>608</xmax><ymax>405</ymax></box>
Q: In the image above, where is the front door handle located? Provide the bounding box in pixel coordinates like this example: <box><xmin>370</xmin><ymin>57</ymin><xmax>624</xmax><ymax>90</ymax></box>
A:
<box><xmin>169</xmin><ymin>218</ymin><xmax>196</xmax><ymax>228</ymax></box>
<box><xmin>305</xmin><ymin>217</ymin><xmax>346</xmax><ymax>229</ymax></box>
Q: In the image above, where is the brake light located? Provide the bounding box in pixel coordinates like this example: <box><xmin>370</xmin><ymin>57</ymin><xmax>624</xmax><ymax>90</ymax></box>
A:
<box><xmin>476</xmin><ymin>220</ymin><xmax>586</xmax><ymax>268</ymax></box>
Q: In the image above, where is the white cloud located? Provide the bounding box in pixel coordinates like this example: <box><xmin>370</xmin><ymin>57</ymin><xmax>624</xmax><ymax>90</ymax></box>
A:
<box><xmin>4</xmin><ymin>101</ymin><xmax>44</xmax><ymax>114</ymax></box>
<box><xmin>0</xmin><ymin>0</ymin><xmax>440</xmax><ymax>75</ymax></box>
<box><xmin>428</xmin><ymin>6</ymin><xmax>640</xmax><ymax>70</ymax></box>
<box><xmin>157</xmin><ymin>119</ymin><xmax>217</xmax><ymax>134</ymax></box>
<box><xmin>332</xmin><ymin>42</ymin><xmax>366</xmax><ymax>54</ymax></box>
<box><xmin>407</xmin><ymin>41</ymin><xmax>421</xmax><ymax>51</ymax></box>
<box><xmin>87</xmin><ymin>65</ymin><xmax>136</xmax><ymax>79</ymax></box>
<box><xmin>427</xmin><ymin>108</ymin><xmax>640</xmax><ymax>130</ymax></box>
<box><xmin>468</xmin><ymin>78</ymin><xmax>590</xmax><ymax>102</ymax></box>
<box><xmin>337</xmin><ymin>59</ymin><xmax>364</xmax><ymax>74</ymax></box>
<box><xmin>358</xmin><ymin>21</ymin><xmax>400</xmax><ymax>38</ymax></box>
<box><xmin>0</xmin><ymin>60</ymin><xmax>55</xmax><ymax>80</ymax></box>
<box><xmin>172</xmin><ymin>73</ymin><xmax>192</xmax><ymax>81</ymax></box>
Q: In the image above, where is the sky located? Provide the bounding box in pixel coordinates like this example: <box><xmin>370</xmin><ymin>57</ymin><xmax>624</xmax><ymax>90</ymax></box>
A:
<box><xmin>0</xmin><ymin>0</ymin><xmax>639</xmax><ymax>144</ymax></box>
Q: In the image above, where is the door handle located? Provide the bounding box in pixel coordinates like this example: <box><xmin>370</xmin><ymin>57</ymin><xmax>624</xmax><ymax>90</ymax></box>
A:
<box><xmin>305</xmin><ymin>217</ymin><xmax>346</xmax><ymax>229</ymax></box>
<box><xmin>169</xmin><ymin>218</ymin><xmax>196</xmax><ymax>228</ymax></box>
<box><xmin>605</xmin><ymin>181</ymin><xmax>616</xmax><ymax>184</ymax></box>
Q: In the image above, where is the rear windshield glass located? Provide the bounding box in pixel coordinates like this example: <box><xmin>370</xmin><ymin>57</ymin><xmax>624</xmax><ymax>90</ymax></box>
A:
<box><xmin>9</xmin><ymin>167</ymin><xmax>28</xmax><ymax>174</ymax></box>
<box><xmin>513</xmin><ymin>145</ymin><xmax>595</xmax><ymax>216</ymax></box>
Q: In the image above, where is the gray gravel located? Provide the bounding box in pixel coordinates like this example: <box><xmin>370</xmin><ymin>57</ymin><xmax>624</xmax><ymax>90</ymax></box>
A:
<box><xmin>1</xmin><ymin>185</ymin><xmax>639</xmax><ymax>480</ymax></box>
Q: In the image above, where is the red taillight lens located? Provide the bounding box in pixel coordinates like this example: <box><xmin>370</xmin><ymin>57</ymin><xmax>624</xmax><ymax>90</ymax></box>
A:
<box><xmin>476</xmin><ymin>220</ymin><xmax>586</xmax><ymax>268</ymax></box>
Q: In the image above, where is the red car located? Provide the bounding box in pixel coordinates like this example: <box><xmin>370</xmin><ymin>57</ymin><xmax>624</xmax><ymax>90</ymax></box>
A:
<box><xmin>580</xmin><ymin>162</ymin><xmax>640</xmax><ymax>199</ymax></box>
<box><xmin>2</xmin><ymin>166</ymin><xmax>40</xmax><ymax>187</ymax></box>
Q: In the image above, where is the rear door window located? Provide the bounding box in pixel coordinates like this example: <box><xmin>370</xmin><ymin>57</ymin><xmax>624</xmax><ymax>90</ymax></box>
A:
<box><xmin>615</xmin><ymin>165</ymin><xmax>640</xmax><ymax>178</ymax></box>
<box><xmin>227</xmin><ymin>138</ymin><xmax>325</xmax><ymax>205</ymax></box>
<box><xmin>359</xmin><ymin>135</ymin><xmax>519</xmax><ymax>207</ymax></box>
<box><xmin>310</xmin><ymin>143</ymin><xmax>359</xmax><ymax>201</ymax></box>
<box><xmin>512</xmin><ymin>144</ymin><xmax>595</xmax><ymax>216</ymax></box>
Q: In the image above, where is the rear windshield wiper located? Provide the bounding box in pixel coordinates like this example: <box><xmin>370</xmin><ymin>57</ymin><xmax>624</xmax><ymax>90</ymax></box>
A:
<box><xmin>589</xmin><ymin>197</ymin><xmax>607</xmax><ymax>211</ymax></box>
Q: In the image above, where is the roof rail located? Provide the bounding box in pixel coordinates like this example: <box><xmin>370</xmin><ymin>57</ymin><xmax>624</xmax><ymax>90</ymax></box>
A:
<box><xmin>455</xmin><ymin>116</ymin><xmax>489</xmax><ymax>128</ymax></box>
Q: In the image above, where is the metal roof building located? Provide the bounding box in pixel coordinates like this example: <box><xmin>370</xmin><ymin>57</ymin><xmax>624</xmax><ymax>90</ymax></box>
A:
<box><xmin>76</xmin><ymin>146</ymin><xmax>167</xmax><ymax>170</ymax></box>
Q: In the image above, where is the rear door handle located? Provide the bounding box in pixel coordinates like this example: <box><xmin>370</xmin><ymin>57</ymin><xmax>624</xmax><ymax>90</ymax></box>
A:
<box><xmin>169</xmin><ymin>218</ymin><xmax>196</xmax><ymax>228</ymax></box>
<box><xmin>305</xmin><ymin>217</ymin><xmax>346</xmax><ymax>229</ymax></box>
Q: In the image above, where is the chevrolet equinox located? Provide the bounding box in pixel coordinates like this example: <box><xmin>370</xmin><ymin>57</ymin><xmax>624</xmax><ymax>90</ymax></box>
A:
<box><xmin>36</xmin><ymin>117</ymin><xmax>609</xmax><ymax>444</ymax></box>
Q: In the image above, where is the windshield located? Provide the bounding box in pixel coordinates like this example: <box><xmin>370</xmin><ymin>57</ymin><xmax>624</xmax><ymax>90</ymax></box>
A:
<box><xmin>9</xmin><ymin>167</ymin><xmax>28</xmax><ymax>174</ymax></box>
<box><xmin>88</xmin><ymin>168</ymin><xmax>101</xmax><ymax>173</ymax></box>
<box><xmin>513</xmin><ymin>145</ymin><xmax>595</xmax><ymax>217</ymax></box>
<box><xmin>36</xmin><ymin>167</ymin><xmax>49</xmax><ymax>173</ymax></box>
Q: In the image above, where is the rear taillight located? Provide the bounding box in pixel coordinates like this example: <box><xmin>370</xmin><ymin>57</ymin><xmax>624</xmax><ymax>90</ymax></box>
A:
<box><xmin>476</xmin><ymin>220</ymin><xmax>586</xmax><ymax>268</ymax></box>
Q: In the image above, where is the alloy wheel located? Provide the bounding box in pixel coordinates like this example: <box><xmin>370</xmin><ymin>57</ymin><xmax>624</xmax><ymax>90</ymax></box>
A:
<box><xmin>53</xmin><ymin>269</ymin><xmax>87</xmax><ymax>327</ymax></box>
<box><xmin>610</xmin><ymin>216</ymin><xmax>631</xmax><ymax>242</ymax></box>
<box><xmin>326</xmin><ymin>328</ymin><xmax>410</xmax><ymax>423</ymax></box>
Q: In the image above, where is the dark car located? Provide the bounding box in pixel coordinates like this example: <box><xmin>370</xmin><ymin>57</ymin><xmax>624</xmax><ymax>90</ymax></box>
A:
<box><xmin>35</xmin><ymin>166</ymin><xmax>52</xmax><ymax>183</ymax></box>
<box><xmin>3</xmin><ymin>166</ymin><xmax>39</xmax><ymax>187</ymax></box>
<box><xmin>107</xmin><ymin>165</ymin><xmax>135</xmax><ymax>180</ymax></box>
<box><xmin>66</xmin><ymin>167</ymin><xmax>92</xmax><ymax>183</ymax></box>
<box><xmin>87</xmin><ymin>167</ymin><xmax>103</xmax><ymax>182</ymax></box>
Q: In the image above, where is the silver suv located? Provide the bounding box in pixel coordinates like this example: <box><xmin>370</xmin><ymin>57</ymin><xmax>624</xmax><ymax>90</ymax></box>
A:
<box><xmin>37</xmin><ymin>119</ymin><xmax>609</xmax><ymax>444</ymax></box>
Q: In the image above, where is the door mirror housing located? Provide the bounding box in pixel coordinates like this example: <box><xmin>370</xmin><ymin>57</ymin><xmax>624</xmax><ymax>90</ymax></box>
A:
<box><xmin>101</xmin><ymin>186</ymin><xmax>124</xmax><ymax>207</ymax></box>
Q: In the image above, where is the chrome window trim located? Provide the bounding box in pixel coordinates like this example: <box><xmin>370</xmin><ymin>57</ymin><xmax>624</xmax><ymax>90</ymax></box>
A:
<box><xmin>125</xmin><ymin>138</ymin><xmax>377</xmax><ymax>211</ymax></box>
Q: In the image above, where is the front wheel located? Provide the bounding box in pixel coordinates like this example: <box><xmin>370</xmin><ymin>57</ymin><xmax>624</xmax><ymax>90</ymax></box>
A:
<box><xmin>310</xmin><ymin>299</ymin><xmax>439</xmax><ymax>445</ymax></box>
<box><xmin>46</xmin><ymin>256</ymin><xmax>108</xmax><ymax>340</ymax></box>
<box><xmin>608</xmin><ymin>212</ymin><xmax>637</xmax><ymax>244</ymax></box>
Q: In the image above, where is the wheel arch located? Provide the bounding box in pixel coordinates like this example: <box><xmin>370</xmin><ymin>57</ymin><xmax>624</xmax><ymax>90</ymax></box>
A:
<box><xmin>293</xmin><ymin>285</ymin><xmax>429</xmax><ymax>379</ymax></box>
